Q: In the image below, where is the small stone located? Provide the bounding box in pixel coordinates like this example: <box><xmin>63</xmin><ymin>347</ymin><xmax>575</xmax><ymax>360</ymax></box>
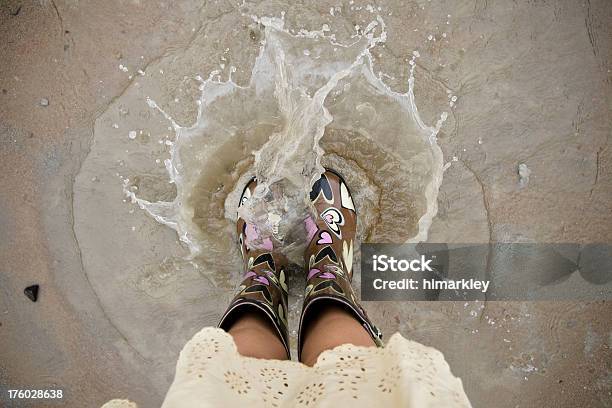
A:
<box><xmin>40</xmin><ymin>98</ymin><xmax>49</xmax><ymax>107</ymax></box>
<box><xmin>518</xmin><ymin>163</ymin><xmax>531</xmax><ymax>188</ymax></box>
<box><xmin>24</xmin><ymin>285</ymin><xmax>39</xmax><ymax>302</ymax></box>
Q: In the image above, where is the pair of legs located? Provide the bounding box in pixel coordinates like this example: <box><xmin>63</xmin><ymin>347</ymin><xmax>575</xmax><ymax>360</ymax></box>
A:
<box><xmin>221</xmin><ymin>170</ymin><xmax>381</xmax><ymax>364</ymax></box>
<box><xmin>229</xmin><ymin>304</ymin><xmax>374</xmax><ymax>365</ymax></box>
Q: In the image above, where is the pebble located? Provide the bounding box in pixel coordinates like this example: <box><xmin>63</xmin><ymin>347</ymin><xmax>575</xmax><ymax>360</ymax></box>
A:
<box><xmin>518</xmin><ymin>163</ymin><xmax>531</xmax><ymax>188</ymax></box>
<box><xmin>24</xmin><ymin>285</ymin><xmax>39</xmax><ymax>302</ymax></box>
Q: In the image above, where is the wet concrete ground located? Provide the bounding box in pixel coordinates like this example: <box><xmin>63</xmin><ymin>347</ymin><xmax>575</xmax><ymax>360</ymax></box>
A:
<box><xmin>1</xmin><ymin>0</ymin><xmax>611</xmax><ymax>407</ymax></box>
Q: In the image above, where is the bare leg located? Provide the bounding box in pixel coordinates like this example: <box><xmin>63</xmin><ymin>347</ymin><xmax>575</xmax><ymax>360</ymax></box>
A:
<box><xmin>228</xmin><ymin>311</ymin><xmax>288</xmax><ymax>360</ymax></box>
<box><xmin>300</xmin><ymin>303</ymin><xmax>375</xmax><ymax>366</ymax></box>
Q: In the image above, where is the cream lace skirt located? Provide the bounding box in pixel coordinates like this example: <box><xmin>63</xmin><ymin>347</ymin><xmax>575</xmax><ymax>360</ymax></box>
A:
<box><xmin>103</xmin><ymin>327</ymin><xmax>471</xmax><ymax>407</ymax></box>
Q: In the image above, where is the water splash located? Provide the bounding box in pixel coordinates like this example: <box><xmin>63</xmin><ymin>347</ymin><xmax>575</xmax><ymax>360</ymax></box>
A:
<box><xmin>124</xmin><ymin>15</ymin><xmax>445</xmax><ymax>264</ymax></box>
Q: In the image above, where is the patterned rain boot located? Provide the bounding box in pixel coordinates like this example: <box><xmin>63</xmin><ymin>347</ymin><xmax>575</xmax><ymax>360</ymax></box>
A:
<box><xmin>298</xmin><ymin>169</ymin><xmax>383</xmax><ymax>359</ymax></box>
<box><xmin>218</xmin><ymin>178</ymin><xmax>291</xmax><ymax>359</ymax></box>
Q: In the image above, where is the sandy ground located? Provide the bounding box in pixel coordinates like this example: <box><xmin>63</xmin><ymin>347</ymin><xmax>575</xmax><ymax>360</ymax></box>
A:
<box><xmin>1</xmin><ymin>0</ymin><xmax>611</xmax><ymax>407</ymax></box>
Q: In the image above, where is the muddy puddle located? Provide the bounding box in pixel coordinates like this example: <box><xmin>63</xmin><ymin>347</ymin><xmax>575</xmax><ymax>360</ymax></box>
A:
<box><xmin>73</xmin><ymin>14</ymin><xmax>446</xmax><ymax>357</ymax></box>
